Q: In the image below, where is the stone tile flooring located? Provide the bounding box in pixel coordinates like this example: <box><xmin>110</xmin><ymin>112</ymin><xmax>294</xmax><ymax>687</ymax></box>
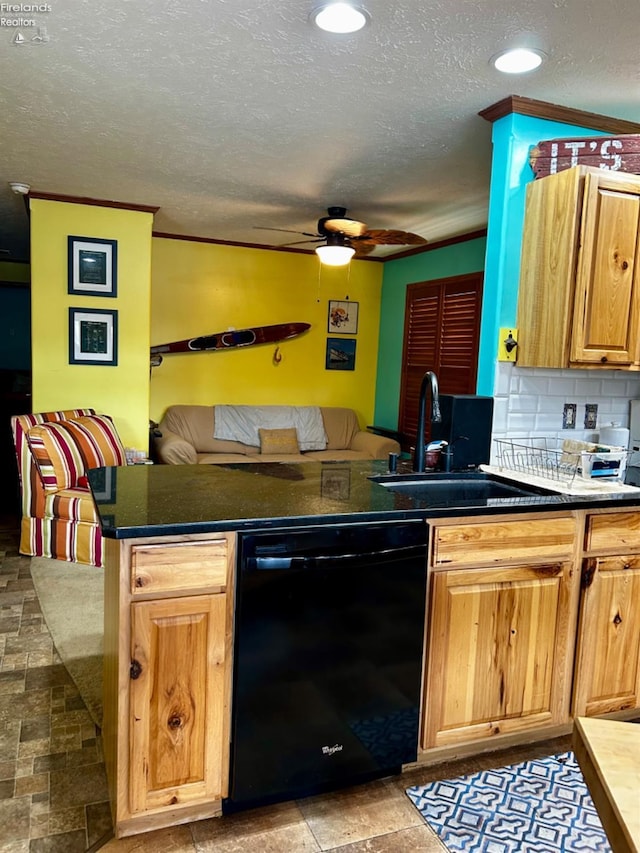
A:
<box><xmin>0</xmin><ymin>517</ymin><xmax>112</xmax><ymax>853</ymax></box>
<box><xmin>0</xmin><ymin>514</ymin><xmax>573</xmax><ymax>852</ymax></box>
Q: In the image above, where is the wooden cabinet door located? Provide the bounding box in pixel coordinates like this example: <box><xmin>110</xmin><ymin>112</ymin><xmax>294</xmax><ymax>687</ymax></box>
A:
<box><xmin>517</xmin><ymin>166</ymin><xmax>640</xmax><ymax>369</ymax></box>
<box><xmin>422</xmin><ymin>561</ymin><xmax>576</xmax><ymax>749</ymax></box>
<box><xmin>570</xmin><ymin>171</ymin><xmax>640</xmax><ymax>366</ymax></box>
<box><xmin>516</xmin><ymin>166</ymin><xmax>583</xmax><ymax>368</ymax></box>
<box><xmin>573</xmin><ymin>556</ymin><xmax>640</xmax><ymax>717</ymax></box>
<box><xmin>129</xmin><ymin>594</ymin><xmax>229</xmax><ymax>814</ymax></box>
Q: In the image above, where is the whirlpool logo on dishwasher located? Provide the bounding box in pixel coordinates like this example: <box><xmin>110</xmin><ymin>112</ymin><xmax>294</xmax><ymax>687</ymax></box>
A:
<box><xmin>322</xmin><ymin>744</ymin><xmax>343</xmax><ymax>756</ymax></box>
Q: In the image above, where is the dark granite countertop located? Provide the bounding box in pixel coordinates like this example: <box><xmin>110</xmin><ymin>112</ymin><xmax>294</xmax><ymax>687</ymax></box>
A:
<box><xmin>87</xmin><ymin>460</ymin><xmax>640</xmax><ymax>540</ymax></box>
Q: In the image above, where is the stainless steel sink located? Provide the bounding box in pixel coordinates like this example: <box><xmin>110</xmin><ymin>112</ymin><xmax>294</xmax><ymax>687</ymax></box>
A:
<box><xmin>369</xmin><ymin>471</ymin><xmax>546</xmax><ymax>502</ymax></box>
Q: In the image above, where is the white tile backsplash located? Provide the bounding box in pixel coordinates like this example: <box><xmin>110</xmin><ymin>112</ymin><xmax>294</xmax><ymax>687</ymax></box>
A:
<box><xmin>492</xmin><ymin>363</ymin><xmax>640</xmax><ymax>454</ymax></box>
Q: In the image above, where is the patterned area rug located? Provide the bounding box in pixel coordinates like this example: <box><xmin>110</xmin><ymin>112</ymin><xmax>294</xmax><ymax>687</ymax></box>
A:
<box><xmin>406</xmin><ymin>751</ymin><xmax>611</xmax><ymax>852</ymax></box>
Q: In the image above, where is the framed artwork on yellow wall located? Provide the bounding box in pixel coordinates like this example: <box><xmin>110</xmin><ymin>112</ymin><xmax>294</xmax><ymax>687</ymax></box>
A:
<box><xmin>68</xmin><ymin>235</ymin><xmax>118</xmax><ymax>297</ymax></box>
<box><xmin>325</xmin><ymin>337</ymin><xmax>356</xmax><ymax>371</ymax></box>
<box><xmin>69</xmin><ymin>307</ymin><xmax>118</xmax><ymax>366</ymax></box>
<box><xmin>328</xmin><ymin>300</ymin><xmax>358</xmax><ymax>334</ymax></box>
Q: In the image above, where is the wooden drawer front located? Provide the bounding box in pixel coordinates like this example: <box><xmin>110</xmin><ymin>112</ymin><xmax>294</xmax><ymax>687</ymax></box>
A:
<box><xmin>585</xmin><ymin>512</ymin><xmax>640</xmax><ymax>553</ymax></box>
<box><xmin>131</xmin><ymin>540</ymin><xmax>228</xmax><ymax>595</ymax></box>
<box><xmin>431</xmin><ymin>516</ymin><xmax>576</xmax><ymax>567</ymax></box>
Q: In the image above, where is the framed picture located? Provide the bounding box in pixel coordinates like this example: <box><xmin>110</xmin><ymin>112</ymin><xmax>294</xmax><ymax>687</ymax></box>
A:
<box><xmin>69</xmin><ymin>307</ymin><xmax>118</xmax><ymax>365</ymax></box>
<box><xmin>68</xmin><ymin>235</ymin><xmax>117</xmax><ymax>297</ymax></box>
<box><xmin>328</xmin><ymin>300</ymin><xmax>358</xmax><ymax>334</ymax></box>
<box><xmin>325</xmin><ymin>337</ymin><xmax>356</xmax><ymax>371</ymax></box>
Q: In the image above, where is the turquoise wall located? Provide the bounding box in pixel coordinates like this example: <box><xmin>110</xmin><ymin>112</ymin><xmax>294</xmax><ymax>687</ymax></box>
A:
<box><xmin>373</xmin><ymin>237</ymin><xmax>487</xmax><ymax>428</ymax></box>
<box><xmin>374</xmin><ymin>111</ymin><xmax>615</xmax><ymax>427</ymax></box>
<box><xmin>477</xmin><ymin>114</ymin><xmax>612</xmax><ymax>395</ymax></box>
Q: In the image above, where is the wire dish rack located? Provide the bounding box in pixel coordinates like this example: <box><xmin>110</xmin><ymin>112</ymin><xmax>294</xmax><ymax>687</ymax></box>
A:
<box><xmin>494</xmin><ymin>437</ymin><xmax>628</xmax><ymax>485</ymax></box>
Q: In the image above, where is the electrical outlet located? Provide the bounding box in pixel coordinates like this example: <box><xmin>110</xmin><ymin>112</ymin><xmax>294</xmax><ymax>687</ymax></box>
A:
<box><xmin>562</xmin><ymin>403</ymin><xmax>577</xmax><ymax>429</ymax></box>
<box><xmin>584</xmin><ymin>404</ymin><xmax>598</xmax><ymax>430</ymax></box>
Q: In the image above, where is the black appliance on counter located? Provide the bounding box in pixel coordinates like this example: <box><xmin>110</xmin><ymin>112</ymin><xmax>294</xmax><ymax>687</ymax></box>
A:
<box><xmin>223</xmin><ymin>522</ymin><xmax>428</xmax><ymax>813</ymax></box>
<box><xmin>430</xmin><ymin>394</ymin><xmax>494</xmax><ymax>471</ymax></box>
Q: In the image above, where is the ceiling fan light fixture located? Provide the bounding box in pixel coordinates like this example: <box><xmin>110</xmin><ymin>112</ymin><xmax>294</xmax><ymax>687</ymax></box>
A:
<box><xmin>315</xmin><ymin>244</ymin><xmax>356</xmax><ymax>266</ymax></box>
<box><xmin>311</xmin><ymin>2</ymin><xmax>369</xmax><ymax>34</ymax></box>
<box><xmin>491</xmin><ymin>47</ymin><xmax>545</xmax><ymax>74</ymax></box>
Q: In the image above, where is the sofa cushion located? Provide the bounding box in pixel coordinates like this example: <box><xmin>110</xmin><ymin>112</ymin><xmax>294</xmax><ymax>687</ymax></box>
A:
<box><xmin>163</xmin><ymin>405</ymin><xmax>259</xmax><ymax>455</ymax></box>
<box><xmin>27</xmin><ymin>415</ymin><xmax>126</xmax><ymax>491</ymax></box>
<box><xmin>320</xmin><ymin>407</ymin><xmax>361</xmax><ymax>450</ymax></box>
<box><xmin>259</xmin><ymin>427</ymin><xmax>300</xmax><ymax>455</ymax></box>
<box><xmin>44</xmin><ymin>488</ymin><xmax>100</xmax><ymax>523</ymax></box>
<box><xmin>214</xmin><ymin>406</ymin><xmax>327</xmax><ymax>451</ymax></box>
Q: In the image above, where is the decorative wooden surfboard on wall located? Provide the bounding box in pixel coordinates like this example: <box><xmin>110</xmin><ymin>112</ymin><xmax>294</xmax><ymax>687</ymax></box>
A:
<box><xmin>150</xmin><ymin>322</ymin><xmax>310</xmax><ymax>367</ymax></box>
<box><xmin>530</xmin><ymin>134</ymin><xmax>640</xmax><ymax>179</ymax></box>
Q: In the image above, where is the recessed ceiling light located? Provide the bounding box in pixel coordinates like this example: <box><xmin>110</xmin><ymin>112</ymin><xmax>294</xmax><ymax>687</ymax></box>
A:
<box><xmin>311</xmin><ymin>2</ymin><xmax>370</xmax><ymax>34</ymax></box>
<box><xmin>491</xmin><ymin>47</ymin><xmax>545</xmax><ymax>74</ymax></box>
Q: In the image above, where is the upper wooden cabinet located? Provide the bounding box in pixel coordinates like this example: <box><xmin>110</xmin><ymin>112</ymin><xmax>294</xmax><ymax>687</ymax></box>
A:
<box><xmin>517</xmin><ymin>166</ymin><xmax>640</xmax><ymax>369</ymax></box>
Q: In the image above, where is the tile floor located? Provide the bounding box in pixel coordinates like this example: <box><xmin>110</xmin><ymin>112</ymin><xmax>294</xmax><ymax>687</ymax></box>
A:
<box><xmin>0</xmin><ymin>514</ymin><xmax>573</xmax><ymax>853</ymax></box>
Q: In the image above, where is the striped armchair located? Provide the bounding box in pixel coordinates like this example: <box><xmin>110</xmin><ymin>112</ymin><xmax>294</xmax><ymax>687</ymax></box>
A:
<box><xmin>10</xmin><ymin>409</ymin><xmax>126</xmax><ymax>567</ymax></box>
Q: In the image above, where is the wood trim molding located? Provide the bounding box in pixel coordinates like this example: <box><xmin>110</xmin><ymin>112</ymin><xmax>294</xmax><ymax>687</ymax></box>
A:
<box><xmin>479</xmin><ymin>96</ymin><xmax>640</xmax><ymax>135</ymax></box>
<box><xmin>28</xmin><ymin>191</ymin><xmax>160</xmax><ymax>215</ymax></box>
<box><xmin>388</xmin><ymin>228</ymin><xmax>487</xmax><ymax>260</ymax></box>
<box><xmin>152</xmin><ymin>228</ymin><xmax>487</xmax><ymax>262</ymax></box>
<box><xmin>152</xmin><ymin>231</ymin><xmax>384</xmax><ymax>261</ymax></box>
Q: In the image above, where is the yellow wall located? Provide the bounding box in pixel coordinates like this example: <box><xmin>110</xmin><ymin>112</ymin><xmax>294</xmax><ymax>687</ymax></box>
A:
<box><xmin>30</xmin><ymin>199</ymin><xmax>153</xmax><ymax>449</ymax></box>
<box><xmin>150</xmin><ymin>238</ymin><xmax>383</xmax><ymax>427</ymax></box>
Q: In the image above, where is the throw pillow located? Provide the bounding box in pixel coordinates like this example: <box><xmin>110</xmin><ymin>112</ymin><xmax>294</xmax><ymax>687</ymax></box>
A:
<box><xmin>63</xmin><ymin>415</ymin><xmax>127</xmax><ymax>471</ymax></box>
<box><xmin>259</xmin><ymin>427</ymin><xmax>300</xmax><ymax>455</ymax></box>
<box><xmin>27</xmin><ymin>423</ymin><xmax>86</xmax><ymax>492</ymax></box>
<box><xmin>27</xmin><ymin>414</ymin><xmax>126</xmax><ymax>491</ymax></box>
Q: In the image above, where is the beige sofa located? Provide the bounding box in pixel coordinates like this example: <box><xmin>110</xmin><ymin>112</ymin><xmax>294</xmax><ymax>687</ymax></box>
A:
<box><xmin>153</xmin><ymin>405</ymin><xmax>400</xmax><ymax>464</ymax></box>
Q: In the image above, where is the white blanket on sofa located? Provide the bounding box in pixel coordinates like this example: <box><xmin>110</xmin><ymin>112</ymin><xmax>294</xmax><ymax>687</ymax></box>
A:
<box><xmin>214</xmin><ymin>405</ymin><xmax>328</xmax><ymax>451</ymax></box>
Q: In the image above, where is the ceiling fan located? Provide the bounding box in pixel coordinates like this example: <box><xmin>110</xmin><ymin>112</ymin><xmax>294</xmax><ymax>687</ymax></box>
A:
<box><xmin>255</xmin><ymin>206</ymin><xmax>428</xmax><ymax>264</ymax></box>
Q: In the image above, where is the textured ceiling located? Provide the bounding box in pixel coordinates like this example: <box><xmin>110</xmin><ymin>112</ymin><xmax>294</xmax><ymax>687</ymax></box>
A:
<box><xmin>2</xmin><ymin>0</ymin><xmax>640</xmax><ymax>263</ymax></box>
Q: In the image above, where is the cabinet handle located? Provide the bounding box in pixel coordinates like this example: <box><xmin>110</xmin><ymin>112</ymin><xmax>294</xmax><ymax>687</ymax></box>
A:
<box><xmin>130</xmin><ymin>659</ymin><xmax>143</xmax><ymax>680</ymax></box>
<box><xmin>600</xmin><ymin>356</ymin><xmax>608</xmax><ymax>363</ymax></box>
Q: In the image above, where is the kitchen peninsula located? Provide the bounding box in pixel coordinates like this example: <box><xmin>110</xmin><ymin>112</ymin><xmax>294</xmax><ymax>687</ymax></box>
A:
<box><xmin>89</xmin><ymin>460</ymin><xmax>640</xmax><ymax>838</ymax></box>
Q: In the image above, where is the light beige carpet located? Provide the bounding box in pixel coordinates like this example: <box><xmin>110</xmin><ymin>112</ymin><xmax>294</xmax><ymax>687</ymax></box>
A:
<box><xmin>30</xmin><ymin>556</ymin><xmax>103</xmax><ymax>728</ymax></box>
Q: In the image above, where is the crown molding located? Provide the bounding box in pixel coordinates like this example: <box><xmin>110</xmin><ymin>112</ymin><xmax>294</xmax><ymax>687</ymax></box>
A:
<box><xmin>28</xmin><ymin>191</ymin><xmax>159</xmax><ymax>215</ymax></box>
<box><xmin>152</xmin><ymin>229</ymin><xmax>487</xmax><ymax>261</ymax></box>
<box><xmin>479</xmin><ymin>95</ymin><xmax>640</xmax><ymax>135</ymax></box>
<box><xmin>152</xmin><ymin>231</ymin><xmax>384</xmax><ymax>261</ymax></box>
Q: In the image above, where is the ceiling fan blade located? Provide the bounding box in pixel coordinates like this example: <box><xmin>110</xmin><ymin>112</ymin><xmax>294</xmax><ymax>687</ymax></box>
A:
<box><xmin>253</xmin><ymin>226</ymin><xmax>320</xmax><ymax>237</ymax></box>
<box><xmin>357</xmin><ymin>229</ymin><xmax>428</xmax><ymax>246</ymax></box>
<box><xmin>352</xmin><ymin>242</ymin><xmax>377</xmax><ymax>256</ymax></box>
<box><xmin>323</xmin><ymin>218</ymin><xmax>368</xmax><ymax>238</ymax></box>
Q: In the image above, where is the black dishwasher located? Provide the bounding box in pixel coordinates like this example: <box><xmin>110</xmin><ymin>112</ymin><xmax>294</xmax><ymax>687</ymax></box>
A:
<box><xmin>223</xmin><ymin>522</ymin><xmax>428</xmax><ymax>813</ymax></box>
